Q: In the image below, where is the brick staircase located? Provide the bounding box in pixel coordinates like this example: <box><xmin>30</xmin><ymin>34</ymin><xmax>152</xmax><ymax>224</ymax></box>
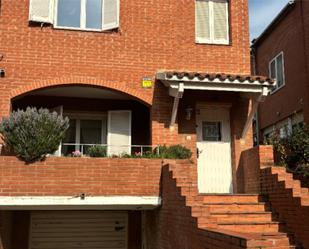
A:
<box><xmin>167</xmin><ymin>162</ymin><xmax>297</xmax><ymax>249</ymax></box>
<box><xmin>260</xmin><ymin>166</ymin><xmax>309</xmax><ymax>248</ymax></box>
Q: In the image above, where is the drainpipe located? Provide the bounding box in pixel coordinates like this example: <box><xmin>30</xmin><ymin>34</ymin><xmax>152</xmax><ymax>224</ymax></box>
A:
<box><xmin>251</xmin><ymin>47</ymin><xmax>261</xmax><ymax>146</ymax></box>
<box><xmin>300</xmin><ymin>0</ymin><xmax>309</xmax><ymax>124</ymax></box>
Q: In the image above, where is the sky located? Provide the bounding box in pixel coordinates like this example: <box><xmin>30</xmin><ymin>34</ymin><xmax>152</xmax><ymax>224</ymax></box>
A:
<box><xmin>249</xmin><ymin>0</ymin><xmax>290</xmax><ymax>41</ymax></box>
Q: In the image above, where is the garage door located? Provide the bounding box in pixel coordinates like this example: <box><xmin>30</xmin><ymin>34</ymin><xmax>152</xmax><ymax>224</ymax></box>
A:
<box><xmin>29</xmin><ymin>211</ymin><xmax>127</xmax><ymax>249</ymax></box>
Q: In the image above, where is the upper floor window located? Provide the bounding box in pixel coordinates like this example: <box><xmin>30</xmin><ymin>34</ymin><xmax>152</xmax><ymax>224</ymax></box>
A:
<box><xmin>195</xmin><ymin>0</ymin><xmax>229</xmax><ymax>45</ymax></box>
<box><xmin>29</xmin><ymin>0</ymin><xmax>119</xmax><ymax>32</ymax></box>
<box><xmin>269</xmin><ymin>52</ymin><xmax>285</xmax><ymax>92</ymax></box>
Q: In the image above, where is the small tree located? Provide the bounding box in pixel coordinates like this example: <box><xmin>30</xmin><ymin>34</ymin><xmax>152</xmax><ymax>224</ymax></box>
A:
<box><xmin>0</xmin><ymin>107</ymin><xmax>69</xmax><ymax>163</ymax></box>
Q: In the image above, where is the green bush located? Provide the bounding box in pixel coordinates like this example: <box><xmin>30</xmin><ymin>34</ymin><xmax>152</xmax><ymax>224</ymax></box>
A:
<box><xmin>0</xmin><ymin>107</ymin><xmax>69</xmax><ymax>163</ymax></box>
<box><xmin>159</xmin><ymin>144</ymin><xmax>192</xmax><ymax>159</ymax></box>
<box><xmin>266</xmin><ymin>124</ymin><xmax>309</xmax><ymax>176</ymax></box>
<box><xmin>115</xmin><ymin>145</ymin><xmax>192</xmax><ymax>159</ymax></box>
<box><xmin>88</xmin><ymin>145</ymin><xmax>107</xmax><ymax>157</ymax></box>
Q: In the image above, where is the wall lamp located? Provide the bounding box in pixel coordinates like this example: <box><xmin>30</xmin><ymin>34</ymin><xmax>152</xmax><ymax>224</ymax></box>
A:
<box><xmin>0</xmin><ymin>69</ymin><xmax>5</xmax><ymax>78</ymax></box>
<box><xmin>185</xmin><ymin>107</ymin><xmax>193</xmax><ymax>121</ymax></box>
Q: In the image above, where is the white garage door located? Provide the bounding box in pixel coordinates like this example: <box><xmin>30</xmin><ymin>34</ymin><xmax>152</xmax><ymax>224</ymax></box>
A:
<box><xmin>29</xmin><ymin>211</ymin><xmax>128</xmax><ymax>249</ymax></box>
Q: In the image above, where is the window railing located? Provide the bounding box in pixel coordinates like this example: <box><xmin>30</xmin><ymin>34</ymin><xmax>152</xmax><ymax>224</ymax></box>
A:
<box><xmin>60</xmin><ymin>143</ymin><xmax>160</xmax><ymax>157</ymax></box>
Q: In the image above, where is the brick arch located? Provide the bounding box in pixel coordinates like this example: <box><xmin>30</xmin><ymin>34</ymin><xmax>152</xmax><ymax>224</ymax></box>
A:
<box><xmin>9</xmin><ymin>76</ymin><xmax>152</xmax><ymax>106</ymax></box>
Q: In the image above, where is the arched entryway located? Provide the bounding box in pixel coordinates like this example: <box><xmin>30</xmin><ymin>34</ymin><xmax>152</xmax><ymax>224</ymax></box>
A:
<box><xmin>12</xmin><ymin>84</ymin><xmax>151</xmax><ymax>157</ymax></box>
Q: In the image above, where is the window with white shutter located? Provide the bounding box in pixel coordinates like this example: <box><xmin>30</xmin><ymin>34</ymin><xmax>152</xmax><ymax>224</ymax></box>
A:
<box><xmin>195</xmin><ymin>0</ymin><xmax>229</xmax><ymax>45</ymax></box>
<box><xmin>269</xmin><ymin>52</ymin><xmax>285</xmax><ymax>92</ymax></box>
<box><xmin>29</xmin><ymin>0</ymin><xmax>120</xmax><ymax>31</ymax></box>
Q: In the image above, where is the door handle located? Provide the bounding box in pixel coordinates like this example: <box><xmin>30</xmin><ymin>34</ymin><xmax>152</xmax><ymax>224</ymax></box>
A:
<box><xmin>197</xmin><ymin>148</ymin><xmax>203</xmax><ymax>158</ymax></box>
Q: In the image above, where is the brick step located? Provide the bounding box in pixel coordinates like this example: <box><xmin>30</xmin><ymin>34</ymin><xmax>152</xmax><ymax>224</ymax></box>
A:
<box><xmin>191</xmin><ymin>206</ymin><xmax>210</xmax><ymax>217</ymax></box>
<box><xmin>201</xmin><ymin>194</ymin><xmax>261</xmax><ymax>204</ymax></box>
<box><xmin>215</xmin><ymin>221</ymin><xmax>281</xmax><ymax>233</ymax></box>
<box><xmin>210</xmin><ymin>212</ymin><xmax>273</xmax><ymax>223</ymax></box>
<box><xmin>204</xmin><ymin>202</ymin><xmax>267</xmax><ymax>213</ymax></box>
<box><xmin>247</xmin><ymin>235</ymin><xmax>292</xmax><ymax>247</ymax></box>
<box><xmin>248</xmin><ymin>246</ymin><xmax>296</xmax><ymax>249</ymax></box>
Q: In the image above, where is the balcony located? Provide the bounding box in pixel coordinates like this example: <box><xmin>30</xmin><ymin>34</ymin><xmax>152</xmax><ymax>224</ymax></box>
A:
<box><xmin>11</xmin><ymin>85</ymin><xmax>151</xmax><ymax>158</ymax></box>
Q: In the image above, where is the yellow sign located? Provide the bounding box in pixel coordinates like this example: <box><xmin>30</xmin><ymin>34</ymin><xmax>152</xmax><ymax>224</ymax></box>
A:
<box><xmin>142</xmin><ymin>77</ymin><xmax>153</xmax><ymax>88</ymax></box>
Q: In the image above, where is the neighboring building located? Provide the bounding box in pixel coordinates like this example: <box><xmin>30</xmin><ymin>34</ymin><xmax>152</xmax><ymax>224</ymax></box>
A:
<box><xmin>252</xmin><ymin>0</ymin><xmax>309</xmax><ymax>142</ymax></box>
<box><xmin>0</xmin><ymin>0</ymin><xmax>307</xmax><ymax>249</ymax></box>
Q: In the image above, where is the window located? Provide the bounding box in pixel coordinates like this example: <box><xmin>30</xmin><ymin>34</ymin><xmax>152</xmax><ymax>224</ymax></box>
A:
<box><xmin>202</xmin><ymin>122</ymin><xmax>222</xmax><ymax>141</ymax></box>
<box><xmin>61</xmin><ymin>114</ymin><xmax>107</xmax><ymax>156</ymax></box>
<box><xmin>269</xmin><ymin>52</ymin><xmax>285</xmax><ymax>92</ymax></box>
<box><xmin>29</xmin><ymin>0</ymin><xmax>119</xmax><ymax>31</ymax></box>
<box><xmin>56</xmin><ymin>0</ymin><xmax>104</xmax><ymax>30</ymax></box>
<box><xmin>195</xmin><ymin>0</ymin><xmax>229</xmax><ymax>45</ymax></box>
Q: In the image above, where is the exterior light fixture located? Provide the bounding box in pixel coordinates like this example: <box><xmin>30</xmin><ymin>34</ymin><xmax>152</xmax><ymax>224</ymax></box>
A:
<box><xmin>0</xmin><ymin>69</ymin><xmax>5</xmax><ymax>78</ymax></box>
<box><xmin>185</xmin><ymin>107</ymin><xmax>193</xmax><ymax>120</ymax></box>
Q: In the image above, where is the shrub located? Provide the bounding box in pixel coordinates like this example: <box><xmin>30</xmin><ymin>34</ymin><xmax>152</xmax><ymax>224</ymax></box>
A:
<box><xmin>266</xmin><ymin>124</ymin><xmax>309</xmax><ymax>176</ymax></box>
<box><xmin>0</xmin><ymin>107</ymin><xmax>69</xmax><ymax>163</ymax></box>
<box><xmin>159</xmin><ymin>144</ymin><xmax>192</xmax><ymax>159</ymax></box>
<box><xmin>88</xmin><ymin>145</ymin><xmax>107</xmax><ymax>158</ymax></box>
<box><xmin>114</xmin><ymin>145</ymin><xmax>192</xmax><ymax>159</ymax></box>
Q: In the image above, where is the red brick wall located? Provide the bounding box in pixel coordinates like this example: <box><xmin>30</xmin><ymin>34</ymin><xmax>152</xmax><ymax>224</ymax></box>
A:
<box><xmin>237</xmin><ymin>145</ymin><xmax>274</xmax><ymax>193</ymax></box>
<box><xmin>239</xmin><ymin>145</ymin><xmax>309</xmax><ymax>248</ymax></box>
<box><xmin>253</xmin><ymin>1</ymin><xmax>309</xmax><ymax>130</ymax></box>
<box><xmin>0</xmin><ymin>156</ymin><xmax>162</xmax><ymax>196</ymax></box>
<box><xmin>144</xmin><ymin>162</ymin><xmax>247</xmax><ymax>249</ymax></box>
<box><xmin>0</xmin><ymin>0</ymin><xmax>251</xmax><ymax>150</ymax></box>
<box><xmin>260</xmin><ymin>168</ymin><xmax>309</xmax><ymax>248</ymax></box>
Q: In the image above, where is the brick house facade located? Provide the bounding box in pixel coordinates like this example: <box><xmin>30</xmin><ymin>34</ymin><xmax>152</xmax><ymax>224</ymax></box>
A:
<box><xmin>252</xmin><ymin>0</ymin><xmax>309</xmax><ymax>141</ymax></box>
<box><xmin>0</xmin><ymin>0</ymin><xmax>306</xmax><ymax>248</ymax></box>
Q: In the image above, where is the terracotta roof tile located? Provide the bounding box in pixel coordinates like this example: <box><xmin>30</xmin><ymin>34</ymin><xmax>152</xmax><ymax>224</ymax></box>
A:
<box><xmin>163</xmin><ymin>71</ymin><xmax>275</xmax><ymax>85</ymax></box>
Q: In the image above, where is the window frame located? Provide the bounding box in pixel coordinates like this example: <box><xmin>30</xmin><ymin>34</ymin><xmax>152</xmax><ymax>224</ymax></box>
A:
<box><xmin>195</xmin><ymin>0</ymin><xmax>230</xmax><ymax>45</ymax></box>
<box><xmin>62</xmin><ymin>112</ymin><xmax>108</xmax><ymax>154</ymax></box>
<box><xmin>54</xmin><ymin>0</ymin><xmax>104</xmax><ymax>32</ymax></box>
<box><xmin>269</xmin><ymin>51</ymin><xmax>286</xmax><ymax>94</ymax></box>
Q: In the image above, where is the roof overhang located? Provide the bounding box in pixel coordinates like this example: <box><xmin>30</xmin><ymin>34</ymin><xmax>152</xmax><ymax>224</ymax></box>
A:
<box><xmin>156</xmin><ymin>71</ymin><xmax>275</xmax><ymax>139</ymax></box>
<box><xmin>156</xmin><ymin>71</ymin><xmax>275</xmax><ymax>94</ymax></box>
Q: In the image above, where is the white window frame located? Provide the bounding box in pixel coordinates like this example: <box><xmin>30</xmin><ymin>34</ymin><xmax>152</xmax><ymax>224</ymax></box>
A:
<box><xmin>269</xmin><ymin>51</ymin><xmax>286</xmax><ymax>94</ymax></box>
<box><xmin>54</xmin><ymin>0</ymin><xmax>103</xmax><ymax>32</ymax></box>
<box><xmin>63</xmin><ymin>112</ymin><xmax>108</xmax><ymax>151</ymax></box>
<box><xmin>195</xmin><ymin>0</ymin><xmax>230</xmax><ymax>45</ymax></box>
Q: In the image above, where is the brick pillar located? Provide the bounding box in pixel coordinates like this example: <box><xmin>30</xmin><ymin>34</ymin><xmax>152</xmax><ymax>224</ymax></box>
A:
<box><xmin>238</xmin><ymin>145</ymin><xmax>274</xmax><ymax>193</ymax></box>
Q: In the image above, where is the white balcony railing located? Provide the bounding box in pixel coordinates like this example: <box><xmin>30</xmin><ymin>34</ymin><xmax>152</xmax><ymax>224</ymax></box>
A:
<box><xmin>60</xmin><ymin>143</ymin><xmax>160</xmax><ymax>157</ymax></box>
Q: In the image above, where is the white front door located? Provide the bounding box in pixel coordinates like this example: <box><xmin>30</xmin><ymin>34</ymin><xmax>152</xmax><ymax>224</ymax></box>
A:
<box><xmin>196</xmin><ymin>105</ymin><xmax>233</xmax><ymax>193</ymax></box>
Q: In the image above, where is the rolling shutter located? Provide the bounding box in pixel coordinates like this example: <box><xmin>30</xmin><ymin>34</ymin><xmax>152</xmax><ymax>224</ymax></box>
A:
<box><xmin>195</xmin><ymin>0</ymin><xmax>210</xmax><ymax>43</ymax></box>
<box><xmin>107</xmin><ymin>110</ymin><xmax>131</xmax><ymax>156</ymax></box>
<box><xmin>213</xmin><ymin>0</ymin><xmax>229</xmax><ymax>43</ymax></box>
<box><xmin>102</xmin><ymin>0</ymin><xmax>120</xmax><ymax>30</ymax></box>
<box><xmin>30</xmin><ymin>211</ymin><xmax>128</xmax><ymax>249</ymax></box>
<box><xmin>29</xmin><ymin>0</ymin><xmax>54</xmax><ymax>24</ymax></box>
